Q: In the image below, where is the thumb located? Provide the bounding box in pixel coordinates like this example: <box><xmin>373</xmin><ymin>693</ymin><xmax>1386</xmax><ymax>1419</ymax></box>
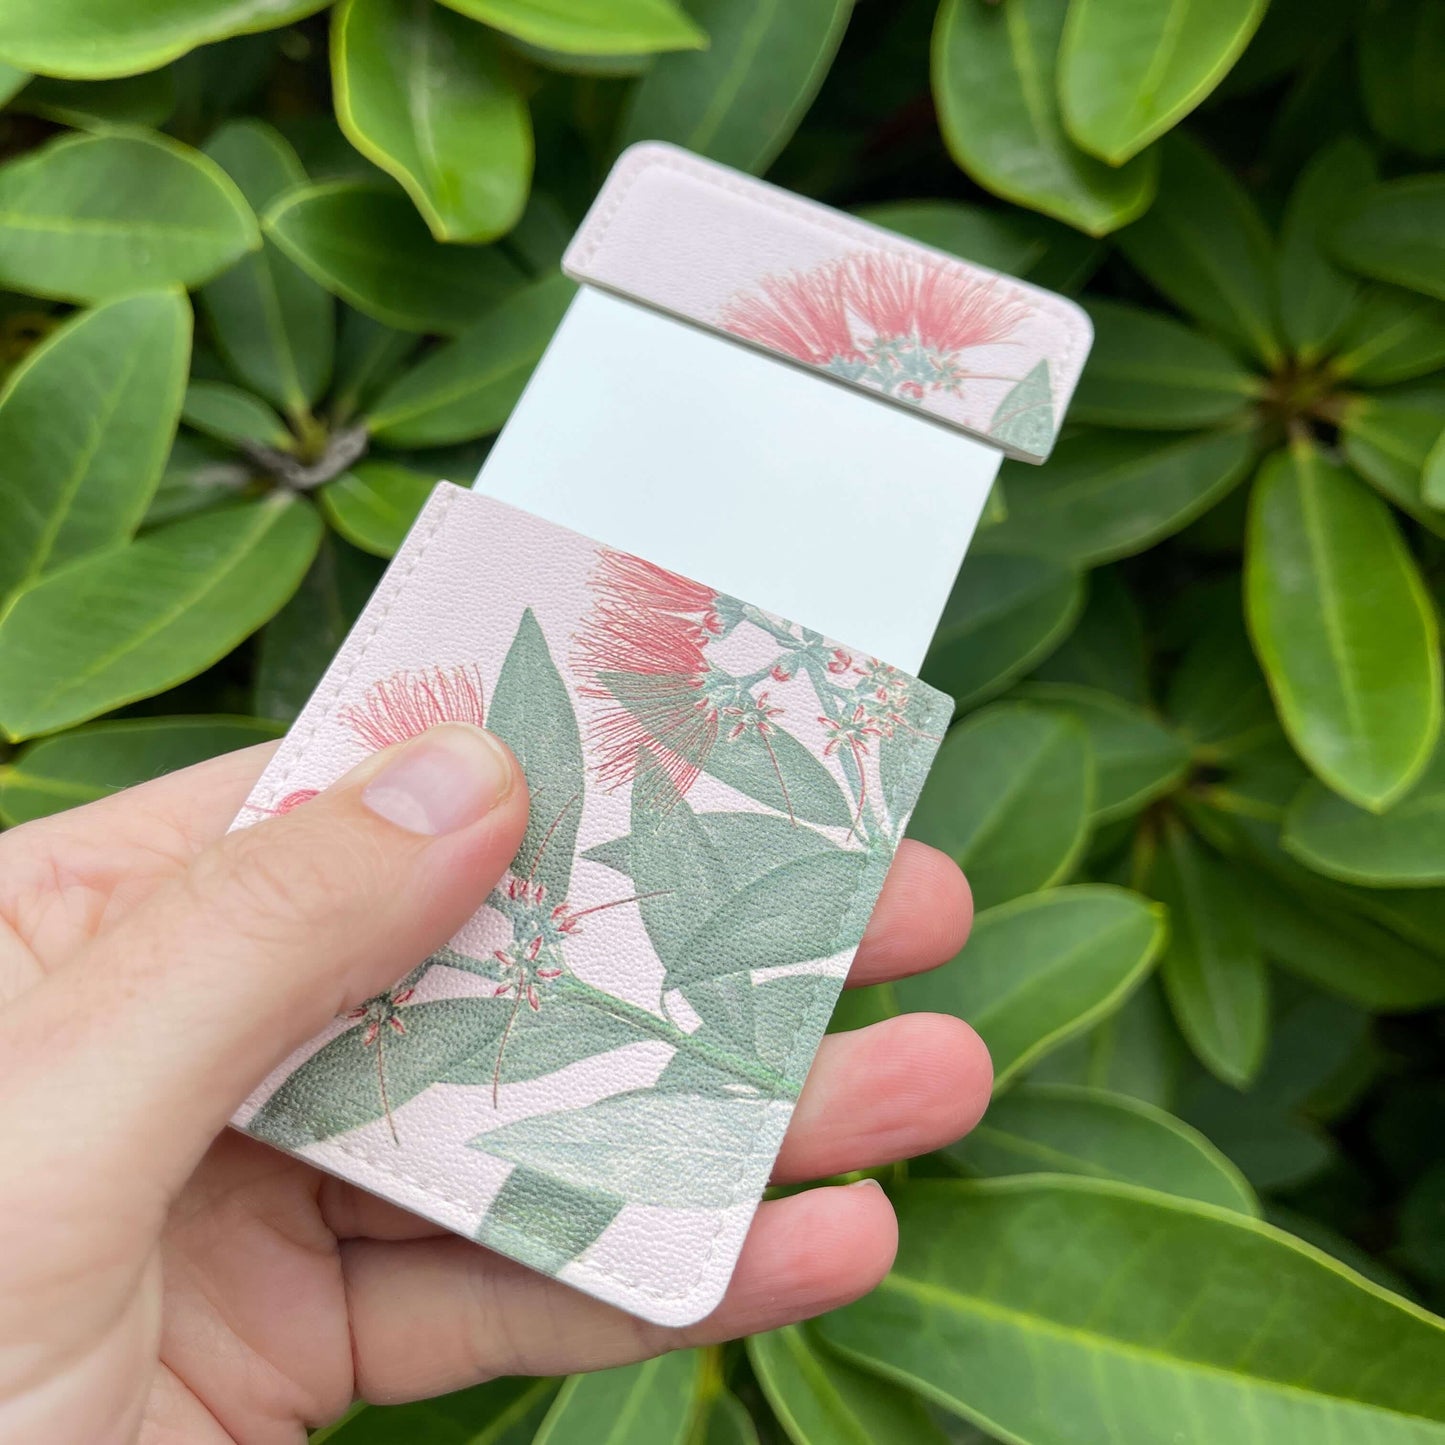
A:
<box><xmin>0</xmin><ymin>722</ymin><xmax>528</xmax><ymax>1211</ymax></box>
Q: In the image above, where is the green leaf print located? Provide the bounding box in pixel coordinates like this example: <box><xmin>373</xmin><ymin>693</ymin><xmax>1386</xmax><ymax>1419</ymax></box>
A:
<box><xmin>990</xmin><ymin>359</ymin><xmax>1056</xmax><ymax>454</ymax></box>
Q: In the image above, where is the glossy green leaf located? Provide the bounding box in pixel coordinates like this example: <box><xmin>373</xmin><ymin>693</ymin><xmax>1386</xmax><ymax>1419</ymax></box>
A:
<box><xmin>330</xmin><ymin>308</ymin><xmax>420</xmax><ymax>424</ymax></box>
<box><xmin>199</xmin><ymin>120</ymin><xmax>334</xmax><ymax>416</ymax></box>
<box><xmin>1245</xmin><ymin>444</ymin><xmax>1441</xmax><ymax>810</ymax></box>
<box><xmin>1119</xmin><ymin>134</ymin><xmax>1282</xmax><ymax>365</ymax></box>
<box><xmin>820</xmin><ymin>1178</ymin><xmax>1445</xmax><ymax>1445</ymax></box>
<box><xmin>309</xmin><ymin>1377</ymin><xmax>556</xmax><ymax>1445</ymax></box>
<box><xmin>1332</xmin><ymin>176</ymin><xmax>1445</xmax><ymax>302</ymax></box>
<box><xmin>1071</xmin><ymin>301</ymin><xmax>1260</xmax><ymax>430</ymax></box>
<box><xmin>1179</xmin><ymin>1072</ymin><xmax>1333</xmax><ymax>1193</ymax></box>
<box><xmin>932</xmin><ymin>0</ymin><xmax>1156</xmax><ymax>236</ymax></box>
<box><xmin>146</xmin><ymin>433</ymin><xmax>250</xmax><ymax>526</ymax></box>
<box><xmin>907</xmin><ymin>701</ymin><xmax>1092</xmax><ymax>910</ymax></box>
<box><xmin>748</xmin><ymin>1326</ymin><xmax>948</xmax><ymax>1445</ymax></box>
<box><xmin>182</xmin><ymin>379</ymin><xmax>291</xmax><ymax>449</ymax></box>
<box><xmin>921</xmin><ymin>551</ymin><xmax>1084</xmax><ymax>712</ymax></box>
<box><xmin>1331</xmin><ymin>290</ymin><xmax>1445</xmax><ymax>394</ymax></box>
<box><xmin>1165</xmin><ymin>604</ymin><xmax>1277</xmax><ymax>759</ymax></box>
<box><xmin>264</xmin><ymin>179</ymin><xmax>526</xmax><ymax>333</ymax></box>
<box><xmin>439</xmin><ymin>0</ymin><xmax>704</xmax><ymax>55</ymax></box>
<box><xmin>366</xmin><ymin>273</ymin><xmax>575</xmax><ymax>444</ymax></box>
<box><xmin>1059</xmin><ymin>0</ymin><xmax>1266</xmax><ymax>165</ymax></box>
<box><xmin>0</xmin><ymin>715</ymin><xmax>280</xmax><ymax>825</ymax></box>
<box><xmin>1152</xmin><ymin>818</ymin><xmax>1268</xmax><ymax>1087</ymax></box>
<box><xmin>948</xmin><ymin>1082</ymin><xmax>1258</xmax><ymax>1215</ymax></box>
<box><xmin>1018</xmin><ymin>683</ymin><xmax>1191</xmax><ymax>823</ymax></box>
<box><xmin>0</xmin><ymin>497</ymin><xmax>322</xmax><ymax>741</ymax></box>
<box><xmin>0</xmin><ymin>63</ymin><xmax>27</xmax><ymax>104</ymax></box>
<box><xmin>0</xmin><ymin>131</ymin><xmax>258</xmax><ymax>303</ymax></box>
<box><xmin>895</xmin><ymin>885</ymin><xmax>1165</xmax><ymax>1085</ymax></box>
<box><xmin>16</xmin><ymin>70</ymin><xmax>178</xmax><ymax>128</ymax></box>
<box><xmin>319</xmin><ymin>460</ymin><xmax>434</xmax><ymax>558</ymax></box>
<box><xmin>534</xmin><ymin>1353</ymin><xmax>701</xmax><ymax>1445</ymax></box>
<box><xmin>0</xmin><ymin>0</ymin><xmax>328</xmax><ymax>79</ymax></box>
<box><xmin>1340</xmin><ymin>387</ymin><xmax>1445</xmax><ymax>532</ymax></box>
<box><xmin>983</xmin><ymin>428</ymin><xmax>1257</xmax><ymax>566</ymax></box>
<box><xmin>1359</xmin><ymin>0</ymin><xmax>1445</xmax><ymax>159</ymax></box>
<box><xmin>334</xmin><ymin>0</ymin><xmax>532</xmax><ymax>244</ymax></box>
<box><xmin>1031</xmin><ymin>568</ymin><xmax>1148</xmax><ymax>705</ymax></box>
<box><xmin>0</xmin><ymin>291</ymin><xmax>190</xmax><ymax>600</ymax></box>
<box><xmin>616</xmin><ymin>0</ymin><xmax>852</xmax><ymax>174</ymax></box>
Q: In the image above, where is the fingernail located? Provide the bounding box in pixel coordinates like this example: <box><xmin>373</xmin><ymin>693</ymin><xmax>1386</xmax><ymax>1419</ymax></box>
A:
<box><xmin>849</xmin><ymin>1177</ymin><xmax>885</xmax><ymax>1193</ymax></box>
<box><xmin>362</xmin><ymin>724</ymin><xmax>515</xmax><ymax>835</ymax></box>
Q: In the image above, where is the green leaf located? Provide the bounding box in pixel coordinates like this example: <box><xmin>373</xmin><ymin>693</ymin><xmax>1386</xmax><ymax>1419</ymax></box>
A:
<box><xmin>438</xmin><ymin>0</ymin><xmax>705</xmax><ymax>55</ymax></box>
<box><xmin>895</xmin><ymin>885</ymin><xmax>1165</xmax><ymax>1086</ymax></box>
<box><xmin>1031</xmin><ymin>568</ymin><xmax>1149</xmax><ymax>705</ymax></box>
<box><xmin>820</xmin><ymin>1177</ymin><xmax>1445</xmax><ymax>1444</ymax></box>
<box><xmin>0</xmin><ymin>0</ymin><xmax>328</xmax><ymax>79</ymax></box>
<box><xmin>0</xmin><ymin>496</ymin><xmax>322</xmax><ymax>741</ymax></box>
<box><xmin>330</xmin><ymin>308</ymin><xmax>420</xmax><ymax>424</ymax></box>
<box><xmin>698</xmin><ymin>1390</ymin><xmax>759</xmax><ymax>1445</ymax></box>
<box><xmin>334</xmin><ymin>0</ymin><xmax>532</xmax><ymax>244</ymax></box>
<box><xmin>0</xmin><ymin>715</ymin><xmax>280</xmax><ymax>825</ymax></box>
<box><xmin>1119</xmin><ymin>134</ymin><xmax>1282</xmax><ymax>365</ymax></box>
<box><xmin>988</xmin><ymin>360</ymin><xmax>1056</xmax><ymax>457</ymax></box>
<box><xmin>0</xmin><ymin>63</ymin><xmax>27</xmax><ymax>104</ymax></box>
<box><xmin>1332</xmin><ymin>175</ymin><xmax>1445</xmax><ymax>303</ymax></box>
<box><xmin>1285</xmin><ymin>742</ymin><xmax>1445</xmax><ymax>886</ymax></box>
<box><xmin>182</xmin><ymin>379</ymin><xmax>291</xmax><ymax>449</ymax></box>
<box><xmin>199</xmin><ymin>120</ymin><xmax>334</xmax><ymax>416</ymax></box>
<box><xmin>0</xmin><ymin>130</ymin><xmax>258</xmax><ymax>303</ymax></box>
<box><xmin>0</xmin><ymin>290</ymin><xmax>190</xmax><ymax>600</ymax></box>
<box><xmin>907</xmin><ymin>701</ymin><xmax>1092</xmax><ymax>910</ymax></box>
<box><xmin>1331</xmin><ymin>284</ymin><xmax>1445</xmax><ymax>385</ymax></box>
<box><xmin>1245</xmin><ymin>444</ymin><xmax>1442</xmax><ymax>810</ymax></box>
<box><xmin>309</xmin><ymin>1377</ymin><xmax>557</xmax><ymax>1445</ymax></box>
<box><xmin>748</xmin><ymin>1325</ymin><xmax>948</xmax><ymax>1445</ymax></box>
<box><xmin>982</xmin><ymin>428</ymin><xmax>1257</xmax><ymax>567</ymax></box>
<box><xmin>146</xmin><ymin>432</ymin><xmax>250</xmax><ymax>526</ymax></box>
<box><xmin>263</xmin><ymin>179</ymin><xmax>526</xmax><ymax>333</ymax></box>
<box><xmin>1152</xmin><ymin>818</ymin><xmax>1268</xmax><ymax>1087</ymax></box>
<box><xmin>1017</xmin><ymin>683</ymin><xmax>1191</xmax><ymax>823</ymax></box>
<box><xmin>932</xmin><ymin>0</ymin><xmax>1157</xmax><ymax>236</ymax></box>
<box><xmin>616</xmin><ymin>0</ymin><xmax>852</xmax><ymax>174</ymax></box>
<box><xmin>1340</xmin><ymin>387</ymin><xmax>1445</xmax><ymax>533</ymax></box>
<box><xmin>366</xmin><ymin>273</ymin><xmax>575</xmax><ymax>444</ymax></box>
<box><xmin>1358</xmin><ymin>0</ymin><xmax>1445</xmax><ymax>159</ymax></box>
<box><xmin>921</xmin><ymin>551</ymin><xmax>1084</xmax><ymax>712</ymax></box>
<box><xmin>1277</xmin><ymin>137</ymin><xmax>1375</xmax><ymax>362</ymax></box>
<box><xmin>534</xmin><ymin>1353</ymin><xmax>702</xmax><ymax>1445</ymax></box>
<box><xmin>1059</xmin><ymin>0</ymin><xmax>1266</xmax><ymax>165</ymax></box>
<box><xmin>319</xmin><ymin>460</ymin><xmax>434</xmax><ymax>558</ymax></box>
<box><xmin>1070</xmin><ymin>301</ymin><xmax>1260</xmax><ymax>430</ymax></box>
<box><xmin>16</xmin><ymin>70</ymin><xmax>178</xmax><ymax>128</ymax></box>
<box><xmin>948</xmin><ymin>1082</ymin><xmax>1258</xmax><ymax>1216</ymax></box>
<box><xmin>1178</xmin><ymin>1071</ymin><xmax>1333</xmax><ymax>1193</ymax></box>
<box><xmin>1164</xmin><ymin>602</ymin><xmax>1276</xmax><ymax>759</ymax></box>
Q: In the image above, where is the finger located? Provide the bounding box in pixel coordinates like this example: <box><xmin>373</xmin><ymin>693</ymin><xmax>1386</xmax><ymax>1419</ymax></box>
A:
<box><xmin>773</xmin><ymin>1013</ymin><xmax>990</xmax><ymax>1183</ymax></box>
<box><xmin>344</xmin><ymin>1180</ymin><xmax>897</xmax><ymax>1403</ymax></box>
<box><xmin>0</xmin><ymin>725</ymin><xmax>529</xmax><ymax>1216</ymax></box>
<box><xmin>847</xmin><ymin>839</ymin><xmax>972</xmax><ymax>987</ymax></box>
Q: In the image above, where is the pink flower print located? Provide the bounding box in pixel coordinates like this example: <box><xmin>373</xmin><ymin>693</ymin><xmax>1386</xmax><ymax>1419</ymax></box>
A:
<box><xmin>827</xmin><ymin>648</ymin><xmax>853</xmax><ymax>675</ymax></box>
<box><xmin>340</xmin><ymin>663</ymin><xmax>485</xmax><ymax>751</ymax></box>
<box><xmin>820</xmin><ymin>704</ymin><xmax>885</xmax><ymax>837</ymax></box>
<box><xmin>771</xmin><ymin>663</ymin><xmax>792</xmax><ymax>682</ymax></box>
<box><xmin>346</xmin><ymin>983</ymin><xmax>417</xmax><ymax>1144</ymax></box>
<box><xmin>718</xmin><ymin>263</ymin><xmax>863</xmax><ymax>367</ymax></box>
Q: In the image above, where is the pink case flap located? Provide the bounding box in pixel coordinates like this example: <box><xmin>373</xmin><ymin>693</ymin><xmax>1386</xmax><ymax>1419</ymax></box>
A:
<box><xmin>564</xmin><ymin>142</ymin><xmax>1092</xmax><ymax>464</ymax></box>
<box><xmin>231</xmin><ymin>484</ymin><xmax>949</xmax><ymax>1326</ymax></box>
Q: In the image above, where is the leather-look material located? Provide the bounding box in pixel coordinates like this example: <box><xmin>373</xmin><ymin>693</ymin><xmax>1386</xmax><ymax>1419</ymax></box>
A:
<box><xmin>231</xmin><ymin>485</ymin><xmax>949</xmax><ymax>1325</ymax></box>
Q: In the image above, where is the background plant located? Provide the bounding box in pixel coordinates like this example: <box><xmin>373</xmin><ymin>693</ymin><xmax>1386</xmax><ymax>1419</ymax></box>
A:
<box><xmin>2</xmin><ymin>0</ymin><xmax>1444</xmax><ymax>1440</ymax></box>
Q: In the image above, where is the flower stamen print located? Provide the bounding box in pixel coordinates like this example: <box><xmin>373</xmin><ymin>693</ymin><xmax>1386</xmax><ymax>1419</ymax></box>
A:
<box><xmin>339</xmin><ymin>663</ymin><xmax>486</xmax><ymax>751</ymax></box>
<box><xmin>720</xmin><ymin>690</ymin><xmax>795</xmax><ymax>825</ymax></box>
<box><xmin>345</xmin><ymin>984</ymin><xmax>417</xmax><ymax>1145</ymax></box>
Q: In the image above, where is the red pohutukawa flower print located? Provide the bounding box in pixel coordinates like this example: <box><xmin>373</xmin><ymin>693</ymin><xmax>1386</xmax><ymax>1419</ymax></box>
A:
<box><xmin>339</xmin><ymin>663</ymin><xmax>486</xmax><ymax>751</ymax></box>
<box><xmin>720</xmin><ymin>250</ymin><xmax>1030</xmax><ymax>404</ymax></box>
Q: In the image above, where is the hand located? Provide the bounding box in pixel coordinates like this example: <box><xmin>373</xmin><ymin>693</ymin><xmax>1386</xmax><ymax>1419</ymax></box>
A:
<box><xmin>0</xmin><ymin>724</ymin><xmax>986</xmax><ymax>1443</ymax></box>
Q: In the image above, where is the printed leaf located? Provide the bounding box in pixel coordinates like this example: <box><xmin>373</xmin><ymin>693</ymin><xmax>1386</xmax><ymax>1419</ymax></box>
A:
<box><xmin>818</xmin><ymin>1177</ymin><xmax>1445</xmax><ymax>1445</ymax></box>
<box><xmin>982</xmin><ymin>428</ymin><xmax>1257</xmax><ymax>567</ymax></box>
<box><xmin>1332</xmin><ymin>176</ymin><xmax>1445</xmax><ymax>302</ymax></box>
<box><xmin>988</xmin><ymin>360</ymin><xmax>1054</xmax><ymax>456</ymax></box>
<box><xmin>182</xmin><ymin>379</ymin><xmax>291</xmax><ymax>450</ymax></box>
<box><xmin>308</xmin><ymin>1377</ymin><xmax>557</xmax><ymax>1445</ymax></box>
<box><xmin>748</xmin><ymin>1325</ymin><xmax>949</xmax><ymax>1445</ymax></box>
<box><xmin>199</xmin><ymin>120</ymin><xmax>334</xmax><ymax>415</ymax></box>
<box><xmin>908</xmin><ymin>701</ymin><xmax>1092</xmax><ymax>910</ymax></box>
<box><xmin>1358</xmin><ymin>0</ymin><xmax>1445</xmax><ymax>159</ymax></box>
<box><xmin>333</xmin><ymin>0</ymin><xmax>532</xmax><ymax>243</ymax></box>
<box><xmin>1245</xmin><ymin>444</ymin><xmax>1442</xmax><ymax>810</ymax></box>
<box><xmin>319</xmin><ymin>460</ymin><xmax>434</xmax><ymax>558</ymax></box>
<box><xmin>0</xmin><ymin>131</ymin><xmax>258</xmax><ymax>303</ymax></box>
<box><xmin>696</xmin><ymin>708</ymin><xmax>855</xmax><ymax>829</ymax></box>
<box><xmin>1152</xmin><ymin>818</ymin><xmax>1268</xmax><ymax>1088</ymax></box>
<box><xmin>932</xmin><ymin>0</ymin><xmax>1157</xmax><ymax>236</ymax></box>
<box><xmin>616</xmin><ymin>0</ymin><xmax>852</xmax><ymax>174</ymax></box>
<box><xmin>487</xmin><ymin>609</ymin><xmax>586</xmax><ymax>900</ymax></box>
<box><xmin>1060</xmin><ymin>0</ymin><xmax>1266</xmax><ymax>165</ymax></box>
<box><xmin>533</xmin><ymin>1353</ymin><xmax>702</xmax><ymax>1445</ymax></box>
<box><xmin>0</xmin><ymin>716</ymin><xmax>281</xmax><ymax>826</ymax></box>
<box><xmin>948</xmin><ymin>1082</ymin><xmax>1257</xmax><ymax>1216</ymax></box>
<box><xmin>263</xmin><ymin>179</ymin><xmax>526</xmax><ymax>333</ymax></box>
<box><xmin>366</xmin><ymin>273</ymin><xmax>575</xmax><ymax>444</ymax></box>
<box><xmin>895</xmin><ymin>885</ymin><xmax>1165</xmax><ymax>1085</ymax></box>
<box><xmin>0</xmin><ymin>291</ymin><xmax>190</xmax><ymax>600</ymax></box>
<box><xmin>1030</xmin><ymin>569</ymin><xmax>1148</xmax><ymax>705</ymax></box>
<box><xmin>0</xmin><ymin>497</ymin><xmax>322</xmax><ymax>741</ymax></box>
<box><xmin>438</xmin><ymin>0</ymin><xmax>705</xmax><ymax>55</ymax></box>
<box><xmin>0</xmin><ymin>0</ymin><xmax>329</xmax><ymax>79</ymax></box>
<box><xmin>1340</xmin><ymin>387</ymin><xmax>1445</xmax><ymax>533</ymax></box>
<box><xmin>1018</xmin><ymin>683</ymin><xmax>1191</xmax><ymax>823</ymax></box>
<box><xmin>921</xmin><ymin>551</ymin><xmax>1085</xmax><ymax>712</ymax></box>
<box><xmin>1071</xmin><ymin>301</ymin><xmax>1260</xmax><ymax>430</ymax></box>
<box><xmin>1119</xmin><ymin>134</ymin><xmax>1282</xmax><ymax>365</ymax></box>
